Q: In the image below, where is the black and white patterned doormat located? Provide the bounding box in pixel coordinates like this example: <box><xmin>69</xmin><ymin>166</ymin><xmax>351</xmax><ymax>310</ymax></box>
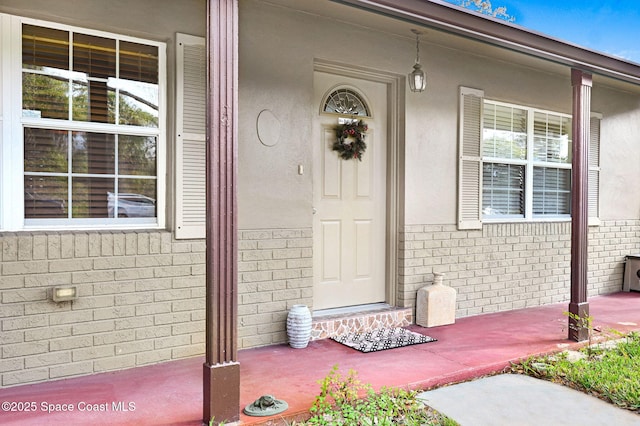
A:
<box><xmin>331</xmin><ymin>327</ymin><xmax>437</xmax><ymax>353</ymax></box>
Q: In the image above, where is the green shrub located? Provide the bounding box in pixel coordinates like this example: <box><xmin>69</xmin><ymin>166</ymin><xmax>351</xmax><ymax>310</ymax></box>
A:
<box><xmin>302</xmin><ymin>365</ymin><xmax>457</xmax><ymax>426</ymax></box>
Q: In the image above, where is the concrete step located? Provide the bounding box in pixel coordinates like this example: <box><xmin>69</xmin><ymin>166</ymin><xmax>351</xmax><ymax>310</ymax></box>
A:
<box><xmin>310</xmin><ymin>305</ymin><xmax>413</xmax><ymax>340</ymax></box>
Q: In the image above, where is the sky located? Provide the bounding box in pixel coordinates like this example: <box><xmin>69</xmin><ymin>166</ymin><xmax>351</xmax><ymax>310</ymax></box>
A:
<box><xmin>446</xmin><ymin>0</ymin><xmax>640</xmax><ymax>64</ymax></box>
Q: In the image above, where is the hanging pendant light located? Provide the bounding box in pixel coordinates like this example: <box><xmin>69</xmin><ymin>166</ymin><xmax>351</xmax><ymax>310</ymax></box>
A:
<box><xmin>408</xmin><ymin>29</ymin><xmax>427</xmax><ymax>92</ymax></box>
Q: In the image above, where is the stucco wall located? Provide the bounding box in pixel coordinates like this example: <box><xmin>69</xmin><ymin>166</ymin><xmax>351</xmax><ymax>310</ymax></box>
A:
<box><xmin>402</xmin><ymin>39</ymin><xmax>640</xmax><ymax>225</ymax></box>
<box><xmin>237</xmin><ymin>0</ymin><xmax>410</xmax><ymax>229</ymax></box>
<box><xmin>238</xmin><ymin>0</ymin><xmax>640</xmax><ymax>227</ymax></box>
<box><xmin>0</xmin><ymin>0</ymin><xmax>205</xmax><ymax>38</ymax></box>
<box><xmin>595</xmin><ymin>88</ymin><xmax>640</xmax><ymax>221</ymax></box>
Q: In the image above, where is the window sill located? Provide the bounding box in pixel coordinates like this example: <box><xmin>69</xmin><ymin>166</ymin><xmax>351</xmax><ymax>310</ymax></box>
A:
<box><xmin>482</xmin><ymin>217</ymin><xmax>600</xmax><ymax>227</ymax></box>
<box><xmin>15</xmin><ymin>222</ymin><xmax>164</xmax><ymax>233</ymax></box>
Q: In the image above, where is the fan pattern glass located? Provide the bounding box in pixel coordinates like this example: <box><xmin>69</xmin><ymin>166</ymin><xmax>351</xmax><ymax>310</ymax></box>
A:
<box><xmin>323</xmin><ymin>88</ymin><xmax>370</xmax><ymax>117</ymax></box>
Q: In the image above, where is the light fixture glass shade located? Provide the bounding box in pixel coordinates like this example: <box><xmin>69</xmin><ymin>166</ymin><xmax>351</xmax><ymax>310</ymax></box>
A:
<box><xmin>409</xmin><ymin>63</ymin><xmax>426</xmax><ymax>92</ymax></box>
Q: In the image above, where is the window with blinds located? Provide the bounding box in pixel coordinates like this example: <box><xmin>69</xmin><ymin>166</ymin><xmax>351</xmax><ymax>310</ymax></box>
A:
<box><xmin>481</xmin><ymin>99</ymin><xmax>573</xmax><ymax>220</ymax></box>
<box><xmin>20</xmin><ymin>22</ymin><xmax>163</xmax><ymax>224</ymax></box>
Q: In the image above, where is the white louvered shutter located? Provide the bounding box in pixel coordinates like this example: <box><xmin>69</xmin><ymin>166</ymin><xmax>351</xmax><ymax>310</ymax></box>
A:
<box><xmin>458</xmin><ymin>87</ymin><xmax>484</xmax><ymax>230</ymax></box>
<box><xmin>175</xmin><ymin>34</ymin><xmax>206</xmax><ymax>239</ymax></box>
<box><xmin>588</xmin><ymin>114</ymin><xmax>601</xmax><ymax>226</ymax></box>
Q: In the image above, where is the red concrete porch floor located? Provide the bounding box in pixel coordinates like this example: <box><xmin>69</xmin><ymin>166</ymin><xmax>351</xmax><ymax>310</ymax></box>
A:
<box><xmin>2</xmin><ymin>292</ymin><xmax>640</xmax><ymax>426</ymax></box>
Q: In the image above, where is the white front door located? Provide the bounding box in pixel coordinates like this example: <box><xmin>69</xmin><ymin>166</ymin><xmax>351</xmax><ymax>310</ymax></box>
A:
<box><xmin>312</xmin><ymin>72</ymin><xmax>387</xmax><ymax>310</ymax></box>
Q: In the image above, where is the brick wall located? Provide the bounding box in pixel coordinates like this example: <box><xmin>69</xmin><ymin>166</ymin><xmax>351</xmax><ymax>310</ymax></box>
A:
<box><xmin>398</xmin><ymin>220</ymin><xmax>640</xmax><ymax>316</ymax></box>
<box><xmin>1</xmin><ymin>222</ymin><xmax>636</xmax><ymax>387</ymax></box>
<box><xmin>0</xmin><ymin>231</ymin><xmax>205</xmax><ymax>387</ymax></box>
<box><xmin>0</xmin><ymin>228</ymin><xmax>313</xmax><ymax>388</ymax></box>
<box><xmin>238</xmin><ymin>229</ymin><xmax>313</xmax><ymax>349</ymax></box>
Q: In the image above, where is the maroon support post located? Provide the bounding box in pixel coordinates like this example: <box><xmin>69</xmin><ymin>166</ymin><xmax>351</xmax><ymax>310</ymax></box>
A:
<box><xmin>203</xmin><ymin>0</ymin><xmax>240</xmax><ymax>424</ymax></box>
<box><xmin>568</xmin><ymin>69</ymin><xmax>591</xmax><ymax>342</ymax></box>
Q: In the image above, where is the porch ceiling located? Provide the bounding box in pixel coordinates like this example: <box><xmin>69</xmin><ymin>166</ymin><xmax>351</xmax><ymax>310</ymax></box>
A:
<box><xmin>263</xmin><ymin>0</ymin><xmax>640</xmax><ymax>93</ymax></box>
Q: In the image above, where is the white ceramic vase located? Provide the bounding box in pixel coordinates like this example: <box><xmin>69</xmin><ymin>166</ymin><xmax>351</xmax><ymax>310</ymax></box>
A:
<box><xmin>287</xmin><ymin>304</ymin><xmax>312</xmax><ymax>348</ymax></box>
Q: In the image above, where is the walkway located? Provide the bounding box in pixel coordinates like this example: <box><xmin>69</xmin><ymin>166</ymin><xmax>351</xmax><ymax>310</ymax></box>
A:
<box><xmin>418</xmin><ymin>374</ymin><xmax>640</xmax><ymax>426</ymax></box>
<box><xmin>1</xmin><ymin>292</ymin><xmax>639</xmax><ymax>425</ymax></box>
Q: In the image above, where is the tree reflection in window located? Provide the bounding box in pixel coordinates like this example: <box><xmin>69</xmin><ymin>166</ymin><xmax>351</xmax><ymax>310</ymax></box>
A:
<box><xmin>22</xmin><ymin>23</ymin><xmax>159</xmax><ymax>221</ymax></box>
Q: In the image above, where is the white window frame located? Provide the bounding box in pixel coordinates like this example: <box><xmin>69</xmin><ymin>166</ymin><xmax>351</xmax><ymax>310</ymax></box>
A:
<box><xmin>0</xmin><ymin>14</ymin><xmax>166</xmax><ymax>231</ymax></box>
<box><xmin>458</xmin><ymin>86</ymin><xmax>601</xmax><ymax>230</ymax></box>
<box><xmin>482</xmin><ymin>99</ymin><xmax>573</xmax><ymax>223</ymax></box>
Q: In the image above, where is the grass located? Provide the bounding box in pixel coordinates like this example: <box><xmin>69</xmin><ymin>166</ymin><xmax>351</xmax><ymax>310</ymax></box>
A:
<box><xmin>513</xmin><ymin>331</ymin><xmax>640</xmax><ymax>412</ymax></box>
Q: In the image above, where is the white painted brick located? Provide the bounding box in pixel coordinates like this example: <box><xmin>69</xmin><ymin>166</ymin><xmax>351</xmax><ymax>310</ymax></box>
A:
<box><xmin>172</xmin><ymin>252</ymin><xmax>205</xmax><ymax>265</ymax></box>
<box><xmin>3</xmin><ymin>368</ymin><xmax>49</xmax><ymax>386</ymax></box>
<box><xmin>154</xmin><ymin>289</ymin><xmax>190</xmax><ymax>302</ymax></box>
<box><xmin>153</xmin><ymin>265</ymin><xmax>191</xmax><ymax>278</ymax></box>
<box><xmin>3</xmin><ymin>261</ymin><xmax>49</xmax><ymax>275</ymax></box>
<box><xmin>2</xmin><ymin>315</ymin><xmax>48</xmax><ymax>331</ymax></box>
<box><xmin>135</xmin><ymin>325</ymin><xmax>171</xmax><ymax>340</ymax></box>
<box><xmin>23</xmin><ymin>301</ymin><xmax>71</xmax><ymax>316</ymax></box>
<box><xmin>172</xmin><ymin>276</ymin><xmax>203</xmax><ymax>288</ymax></box>
<box><xmin>74</xmin><ymin>233</ymin><xmax>89</xmax><ymax>258</ymax></box>
<box><xmin>24</xmin><ymin>326</ymin><xmax>71</xmax><ymax>342</ymax></box>
<box><xmin>50</xmin><ymin>335</ymin><xmax>93</xmax><ymax>351</ymax></box>
<box><xmin>0</xmin><ymin>330</ymin><xmax>24</xmax><ymax>345</ymax></box>
<box><xmin>241</xmin><ymin>292</ymin><xmax>272</xmax><ymax>304</ymax></box>
<box><xmin>171</xmin><ymin>344</ymin><xmax>203</xmax><ymax>359</ymax></box>
<box><xmin>94</xmin><ymin>355</ymin><xmax>136</xmax><ymax>372</ymax></box>
<box><xmin>2</xmin><ymin>288</ymin><xmax>47</xmax><ymax>303</ymax></box>
<box><xmin>136</xmin><ymin>349</ymin><xmax>172</xmax><ymax>365</ymax></box>
<box><xmin>0</xmin><ymin>358</ymin><xmax>24</xmax><ymax>373</ymax></box>
<box><xmin>242</xmin><ymin>230</ymin><xmax>273</xmax><ymax>240</ymax></box>
<box><xmin>154</xmin><ymin>335</ymin><xmax>190</xmax><ymax>349</ymax></box>
<box><xmin>33</xmin><ymin>234</ymin><xmax>48</xmax><ymax>260</ymax></box>
<box><xmin>49</xmin><ymin>361</ymin><xmax>93</xmax><ymax>379</ymax></box>
<box><xmin>3</xmin><ymin>341</ymin><xmax>49</xmax><ymax>358</ymax></box>
<box><xmin>93</xmin><ymin>330</ymin><xmax>136</xmax><ymax>346</ymax></box>
<box><xmin>257</xmin><ymin>301</ymin><xmax>287</xmax><ymax>313</ymax></box>
<box><xmin>25</xmin><ymin>351</ymin><xmax>71</xmax><ymax>369</ymax></box>
<box><xmin>172</xmin><ymin>299</ymin><xmax>203</xmax><ymax>312</ymax></box>
<box><xmin>273</xmin><ymin>229</ymin><xmax>304</xmax><ymax>239</ymax></box>
<box><xmin>114</xmin><ymin>268</ymin><xmax>154</xmax><ymax>281</ymax></box>
<box><xmin>135</xmin><ymin>279</ymin><xmax>172</xmax><ymax>292</ymax></box>
<box><xmin>71</xmin><ymin>295</ymin><xmax>115</xmax><ymax>310</ymax></box>
<box><xmin>93</xmin><ymin>306</ymin><xmax>136</xmax><ymax>321</ymax></box>
<box><xmin>72</xmin><ymin>320</ymin><xmax>115</xmax><ymax>335</ymax></box>
<box><xmin>93</xmin><ymin>281</ymin><xmax>136</xmax><ymax>295</ymax></box>
<box><xmin>72</xmin><ymin>270</ymin><xmax>115</xmax><ymax>283</ymax></box>
<box><xmin>115</xmin><ymin>340</ymin><xmax>154</xmax><ymax>355</ymax></box>
<box><xmin>172</xmin><ymin>320</ymin><xmax>204</xmax><ymax>335</ymax></box>
<box><xmin>0</xmin><ymin>275</ymin><xmax>25</xmax><ymax>290</ymax></box>
<box><xmin>135</xmin><ymin>302</ymin><xmax>171</xmax><ymax>316</ymax></box>
<box><xmin>111</xmin><ymin>233</ymin><xmax>126</xmax><ymax>256</ymax></box>
<box><xmin>154</xmin><ymin>312</ymin><xmax>191</xmax><ymax>325</ymax></box>
<box><xmin>257</xmin><ymin>260</ymin><xmax>288</xmax><ymax>271</ymax></box>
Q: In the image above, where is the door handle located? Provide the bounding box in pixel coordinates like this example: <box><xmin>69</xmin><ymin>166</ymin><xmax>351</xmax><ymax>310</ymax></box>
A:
<box><xmin>312</xmin><ymin>207</ymin><xmax>317</xmax><ymax>215</ymax></box>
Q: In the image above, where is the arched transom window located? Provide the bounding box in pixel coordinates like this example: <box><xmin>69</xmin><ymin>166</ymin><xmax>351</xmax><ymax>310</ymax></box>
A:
<box><xmin>322</xmin><ymin>88</ymin><xmax>370</xmax><ymax>117</ymax></box>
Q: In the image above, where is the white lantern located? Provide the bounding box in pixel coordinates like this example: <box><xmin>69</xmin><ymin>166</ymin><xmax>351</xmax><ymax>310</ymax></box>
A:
<box><xmin>408</xmin><ymin>29</ymin><xmax>427</xmax><ymax>93</ymax></box>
